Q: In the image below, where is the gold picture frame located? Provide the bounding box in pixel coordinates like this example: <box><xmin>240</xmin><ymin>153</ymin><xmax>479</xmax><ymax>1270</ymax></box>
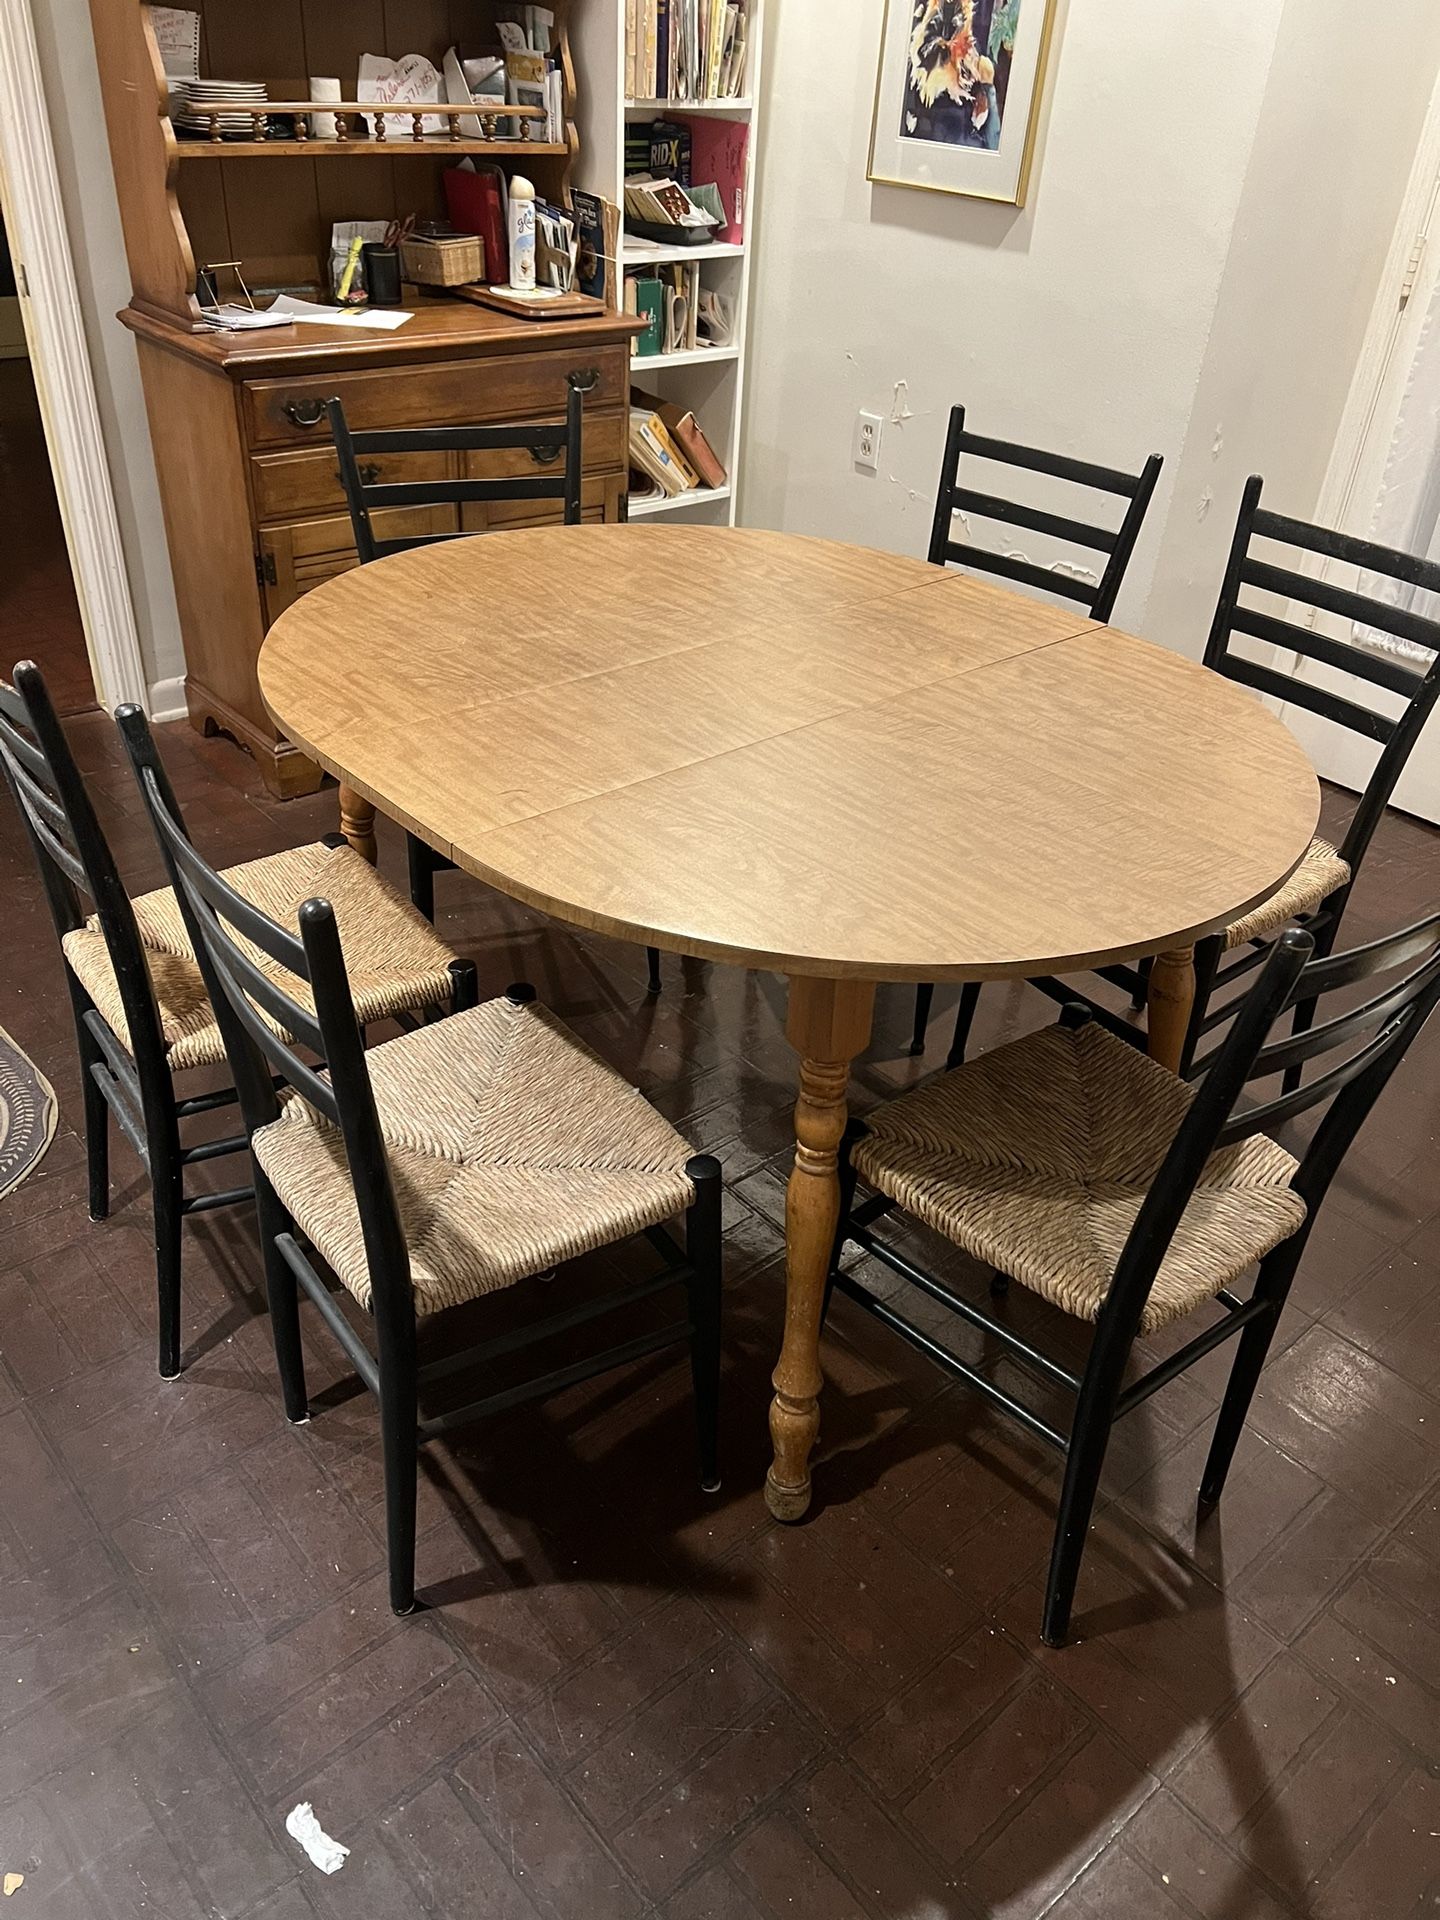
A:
<box><xmin>868</xmin><ymin>0</ymin><xmax>1059</xmax><ymax>208</ymax></box>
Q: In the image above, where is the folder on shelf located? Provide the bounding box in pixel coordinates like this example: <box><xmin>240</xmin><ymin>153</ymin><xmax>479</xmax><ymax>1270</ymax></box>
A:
<box><xmin>689</xmin><ymin>118</ymin><xmax>748</xmax><ymax>243</ymax></box>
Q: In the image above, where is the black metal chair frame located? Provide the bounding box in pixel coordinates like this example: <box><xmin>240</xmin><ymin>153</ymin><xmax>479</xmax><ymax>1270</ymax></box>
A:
<box><xmin>927</xmin><ymin>477</ymin><xmax>1440</xmax><ymax>1077</ymax></box>
<box><xmin>0</xmin><ymin>662</ymin><xmax>259</xmax><ymax>1377</ymax></box>
<box><xmin>330</xmin><ymin>383</ymin><xmax>666</xmax><ymax>998</ymax></box>
<box><xmin>118</xmin><ymin>705</ymin><xmax>722</xmax><ymax>1617</ymax></box>
<box><xmin>834</xmin><ymin>914</ymin><xmax>1440</xmax><ymax>1646</ymax></box>
<box><xmin>910</xmin><ymin>405</ymin><xmax>1164</xmax><ymax>1055</ymax></box>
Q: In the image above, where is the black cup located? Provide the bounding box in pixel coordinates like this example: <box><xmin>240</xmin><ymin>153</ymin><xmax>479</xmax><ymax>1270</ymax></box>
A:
<box><xmin>362</xmin><ymin>243</ymin><xmax>402</xmax><ymax>307</ymax></box>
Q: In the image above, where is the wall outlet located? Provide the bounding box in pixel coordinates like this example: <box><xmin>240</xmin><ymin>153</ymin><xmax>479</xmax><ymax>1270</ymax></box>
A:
<box><xmin>853</xmin><ymin>409</ymin><xmax>883</xmax><ymax>473</ymax></box>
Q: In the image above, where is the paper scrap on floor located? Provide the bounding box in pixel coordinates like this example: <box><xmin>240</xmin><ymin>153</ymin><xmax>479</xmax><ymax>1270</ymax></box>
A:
<box><xmin>285</xmin><ymin>1803</ymin><xmax>348</xmax><ymax>1874</ymax></box>
<box><xmin>267</xmin><ymin>295</ymin><xmax>412</xmax><ymax>331</ymax></box>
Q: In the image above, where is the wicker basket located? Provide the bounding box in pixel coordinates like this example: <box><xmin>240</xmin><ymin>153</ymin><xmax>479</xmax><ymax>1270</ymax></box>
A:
<box><xmin>399</xmin><ymin>233</ymin><xmax>484</xmax><ymax>287</ymax></box>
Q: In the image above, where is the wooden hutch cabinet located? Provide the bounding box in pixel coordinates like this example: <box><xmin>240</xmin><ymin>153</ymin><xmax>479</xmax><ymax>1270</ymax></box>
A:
<box><xmin>88</xmin><ymin>0</ymin><xmax>636</xmax><ymax>795</ymax></box>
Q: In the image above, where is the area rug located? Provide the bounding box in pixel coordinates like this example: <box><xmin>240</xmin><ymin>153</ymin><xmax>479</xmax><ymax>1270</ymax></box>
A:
<box><xmin>0</xmin><ymin>1024</ymin><xmax>57</xmax><ymax>1202</ymax></box>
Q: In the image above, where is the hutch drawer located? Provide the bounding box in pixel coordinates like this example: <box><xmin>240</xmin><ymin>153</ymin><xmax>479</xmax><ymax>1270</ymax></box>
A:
<box><xmin>250</xmin><ymin>411</ymin><xmax>626</xmax><ymax>521</ymax></box>
<box><xmin>242</xmin><ymin>347</ymin><xmax>629</xmax><ymax>447</ymax></box>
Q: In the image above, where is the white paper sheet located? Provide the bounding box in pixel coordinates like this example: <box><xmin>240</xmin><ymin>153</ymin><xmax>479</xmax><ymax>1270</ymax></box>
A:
<box><xmin>267</xmin><ymin>295</ymin><xmax>412</xmax><ymax>331</ymax></box>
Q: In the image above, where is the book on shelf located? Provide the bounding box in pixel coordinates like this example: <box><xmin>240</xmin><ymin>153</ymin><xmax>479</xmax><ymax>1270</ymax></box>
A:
<box><xmin>626</xmin><ymin>261</ymin><xmax>712</xmax><ymax>355</ymax></box>
<box><xmin>444</xmin><ymin>161</ymin><xmax>508</xmax><ymax>281</ymax></box>
<box><xmin>628</xmin><ymin>0</ymin><xmax>749</xmax><ymax>100</ymax></box>
<box><xmin>629</xmin><ymin>406</ymin><xmax>700</xmax><ymax>495</ymax></box>
<box><xmin>632</xmin><ymin>385</ymin><xmax>727</xmax><ymax>487</ymax></box>
<box><xmin>571</xmin><ymin>189</ymin><xmax>620</xmax><ymax>306</ymax></box>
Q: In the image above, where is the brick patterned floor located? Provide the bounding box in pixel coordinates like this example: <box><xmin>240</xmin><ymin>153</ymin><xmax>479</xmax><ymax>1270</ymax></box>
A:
<box><xmin>1</xmin><ymin>712</ymin><xmax>1437</xmax><ymax>1919</ymax></box>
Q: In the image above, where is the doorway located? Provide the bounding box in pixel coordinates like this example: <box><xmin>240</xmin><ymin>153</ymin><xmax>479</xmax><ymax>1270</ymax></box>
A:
<box><xmin>0</xmin><ymin>204</ymin><xmax>95</xmax><ymax>714</ymax></box>
<box><xmin>1283</xmin><ymin>74</ymin><xmax>1440</xmax><ymax>826</ymax></box>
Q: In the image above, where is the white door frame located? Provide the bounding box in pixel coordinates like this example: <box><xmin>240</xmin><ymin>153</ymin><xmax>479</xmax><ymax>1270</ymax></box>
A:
<box><xmin>1276</xmin><ymin>66</ymin><xmax>1440</xmax><ymax>825</ymax></box>
<box><xmin>0</xmin><ymin>0</ymin><xmax>147</xmax><ymax>711</ymax></box>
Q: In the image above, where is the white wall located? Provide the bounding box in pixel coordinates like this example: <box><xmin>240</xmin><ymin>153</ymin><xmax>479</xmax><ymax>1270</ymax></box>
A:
<box><xmin>29</xmin><ymin>0</ymin><xmax>184</xmax><ymax>701</ymax></box>
<box><xmin>742</xmin><ymin>0</ymin><xmax>1440</xmax><ymax>652</ymax></box>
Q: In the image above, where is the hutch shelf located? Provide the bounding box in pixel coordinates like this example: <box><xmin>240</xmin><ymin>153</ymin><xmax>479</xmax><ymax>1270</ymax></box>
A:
<box><xmin>89</xmin><ymin>0</ymin><xmax>639</xmax><ymax>795</ymax></box>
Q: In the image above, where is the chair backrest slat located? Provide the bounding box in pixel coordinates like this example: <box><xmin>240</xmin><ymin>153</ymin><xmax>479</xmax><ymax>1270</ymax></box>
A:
<box><xmin>1205</xmin><ymin>476</ymin><xmax>1440</xmax><ymax>879</ymax></box>
<box><xmin>1242</xmin><ymin>555</ymin><xmax>1440</xmax><ymax>658</ymax></box>
<box><xmin>1219</xmin><ymin>651</ymin><xmax>1398</xmax><ymax>746</ymax></box>
<box><xmin>0</xmin><ymin>663</ymin><xmax>171</xmax><ymax>1077</ymax></box>
<box><xmin>330</xmin><ymin>380</ymin><xmax>584</xmax><ymax>566</ymax></box>
<box><xmin>1229</xmin><ymin>604</ymin><xmax>1424</xmax><ymax>700</ymax></box>
<box><xmin>949</xmin><ymin>487</ymin><xmax>1119</xmax><ymax>555</ymax></box>
<box><xmin>928</xmin><ymin>405</ymin><xmax>1163</xmax><ymax>623</ymax></box>
<box><xmin>1252</xmin><ymin>503</ymin><xmax>1440</xmax><ymax>587</ymax></box>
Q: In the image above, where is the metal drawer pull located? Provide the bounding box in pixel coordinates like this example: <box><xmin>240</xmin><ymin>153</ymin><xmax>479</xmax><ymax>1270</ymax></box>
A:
<box><xmin>529</xmin><ymin>445</ymin><xmax>563</xmax><ymax>467</ymax></box>
<box><xmin>283</xmin><ymin>398</ymin><xmax>327</xmax><ymax>429</ymax></box>
<box><xmin>567</xmin><ymin>368</ymin><xmax>599</xmax><ymax>394</ymax></box>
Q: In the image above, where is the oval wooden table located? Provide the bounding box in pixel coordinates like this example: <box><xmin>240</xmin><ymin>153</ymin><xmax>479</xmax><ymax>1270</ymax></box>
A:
<box><xmin>259</xmin><ymin>524</ymin><xmax>1320</xmax><ymax>1523</ymax></box>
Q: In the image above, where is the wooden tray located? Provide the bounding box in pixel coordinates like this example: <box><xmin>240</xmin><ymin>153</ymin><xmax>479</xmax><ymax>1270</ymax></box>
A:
<box><xmin>452</xmin><ymin>284</ymin><xmax>610</xmax><ymax>322</ymax></box>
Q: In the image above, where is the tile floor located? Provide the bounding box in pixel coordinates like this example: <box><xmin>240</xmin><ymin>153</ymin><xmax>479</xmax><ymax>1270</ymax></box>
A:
<box><xmin>0</xmin><ymin>712</ymin><xmax>1436</xmax><ymax>1919</ymax></box>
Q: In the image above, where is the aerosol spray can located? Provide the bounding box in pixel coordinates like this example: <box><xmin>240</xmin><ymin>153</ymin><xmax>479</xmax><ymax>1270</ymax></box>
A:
<box><xmin>508</xmin><ymin>175</ymin><xmax>536</xmax><ymax>292</ymax></box>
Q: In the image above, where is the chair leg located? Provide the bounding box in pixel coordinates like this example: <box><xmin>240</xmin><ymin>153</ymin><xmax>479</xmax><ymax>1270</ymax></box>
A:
<box><xmin>151</xmin><ymin>1143</ymin><xmax>184</xmax><ymax>1380</ymax></box>
<box><xmin>255</xmin><ymin>1171</ymin><xmax>309</xmax><ymax>1424</ymax></box>
<box><xmin>1042</xmin><ymin>1349</ymin><xmax>1127</xmax><ymax>1647</ymax></box>
<box><xmin>1131</xmin><ymin>955</ymin><xmax>1153</xmax><ymax>1012</ymax></box>
<box><xmin>947</xmin><ymin>983</ymin><xmax>982</xmax><ymax>1069</ymax></box>
<box><xmin>80</xmin><ymin>1050</ymin><xmax>109</xmax><ymax>1223</ymax></box>
<box><xmin>909</xmin><ymin>983</ymin><xmax>934</xmax><ymax>1056</ymax></box>
<box><xmin>684</xmin><ymin>1153</ymin><xmax>723</xmax><ymax>1493</ymax></box>
<box><xmin>1198</xmin><ymin>1239</ymin><xmax>1305</xmax><ymax>1510</ymax></box>
<box><xmin>1280</xmin><ymin>916</ymin><xmax>1338</xmax><ymax>1096</ymax></box>
<box><xmin>646</xmin><ymin>946</ymin><xmax>663</xmax><ymax>994</ymax></box>
<box><xmin>1182</xmin><ymin>935</ymin><xmax>1224</xmax><ymax>1076</ymax></box>
<box><xmin>449</xmin><ymin>957</ymin><xmax>479</xmax><ymax>1015</ymax></box>
<box><xmin>375</xmin><ymin>1293</ymin><xmax>420</xmax><ymax>1615</ymax></box>
<box><xmin>406</xmin><ymin>833</ymin><xmax>436</xmax><ymax>923</ymax></box>
<box><xmin>822</xmin><ymin>1120</ymin><xmax>865</xmax><ymax>1330</ymax></box>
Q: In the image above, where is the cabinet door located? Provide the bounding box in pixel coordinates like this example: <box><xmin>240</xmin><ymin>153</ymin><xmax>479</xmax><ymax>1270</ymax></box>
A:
<box><xmin>259</xmin><ymin>507</ymin><xmax>457</xmax><ymax>622</ymax></box>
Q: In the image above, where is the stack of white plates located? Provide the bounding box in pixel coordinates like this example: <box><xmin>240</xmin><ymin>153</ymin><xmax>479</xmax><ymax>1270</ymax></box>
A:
<box><xmin>172</xmin><ymin>79</ymin><xmax>269</xmax><ymax>138</ymax></box>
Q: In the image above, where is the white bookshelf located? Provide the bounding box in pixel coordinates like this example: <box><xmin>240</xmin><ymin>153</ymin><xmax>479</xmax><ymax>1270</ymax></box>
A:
<box><xmin>571</xmin><ymin>1</ymin><xmax>765</xmax><ymax>528</ymax></box>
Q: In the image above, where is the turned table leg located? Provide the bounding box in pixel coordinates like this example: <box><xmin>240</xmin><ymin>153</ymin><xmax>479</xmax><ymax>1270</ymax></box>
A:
<box><xmin>766</xmin><ymin>974</ymin><xmax>876</xmax><ymax>1523</ymax></box>
<box><xmin>338</xmin><ymin>785</ymin><xmax>378</xmax><ymax>865</ymax></box>
<box><xmin>1147</xmin><ymin>945</ymin><xmax>1196</xmax><ymax>1075</ymax></box>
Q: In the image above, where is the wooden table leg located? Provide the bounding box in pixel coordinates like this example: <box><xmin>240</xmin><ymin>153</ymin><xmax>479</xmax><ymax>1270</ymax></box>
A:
<box><xmin>1147</xmin><ymin>945</ymin><xmax>1196</xmax><ymax>1075</ymax></box>
<box><xmin>766</xmin><ymin>974</ymin><xmax>876</xmax><ymax>1523</ymax></box>
<box><xmin>337</xmin><ymin>786</ymin><xmax>378</xmax><ymax>865</ymax></box>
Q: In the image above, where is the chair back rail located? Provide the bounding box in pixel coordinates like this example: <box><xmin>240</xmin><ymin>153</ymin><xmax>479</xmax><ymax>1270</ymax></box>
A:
<box><xmin>116</xmin><ymin>707</ymin><xmax>415</xmax><ymax>1319</ymax></box>
<box><xmin>0</xmin><ymin>662</ymin><xmax>171</xmax><ymax>1074</ymax></box>
<box><xmin>926</xmin><ymin>404</ymin><xmax>1164</xmax><ymax>623</ymax></box>
<box><xmin>330</xmin><ymin>378</ymin><xmax>584</xmax><ymax>565</ymax></box>
<box><xmin>1205</xmin><ymin>475</ymin><xmax>1440</xmax><ymax>878</ymax></box>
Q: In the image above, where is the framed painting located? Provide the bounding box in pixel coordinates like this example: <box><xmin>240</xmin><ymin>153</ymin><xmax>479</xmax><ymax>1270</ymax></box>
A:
<box><xmin>868</xmin><ymin>0</ymin><xmax>1059</xmax><ymax>206</ymax></box>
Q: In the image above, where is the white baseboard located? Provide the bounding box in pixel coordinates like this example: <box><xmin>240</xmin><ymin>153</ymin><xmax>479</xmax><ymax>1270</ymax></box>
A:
<box><xmin>147</xmin><ymin>674</ymin><xmax>187</xmax><ymax>723</ymax></box>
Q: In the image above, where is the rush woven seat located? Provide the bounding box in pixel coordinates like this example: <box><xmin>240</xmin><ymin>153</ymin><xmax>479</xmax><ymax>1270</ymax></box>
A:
<box><xmin>852</xmin><ymin>1021</ymin><xmax>1305</xmax><ymax>1334</ymax></box>
<box><xmin>252</xmin><ymin>994</ymin><xmax>697</xmax><ymax>1317</ymax></box>
<box><xmin>61</xmin><ymin>840</ymin><xmax>458</xmax><ymax>1069</ymax></box>
<box><xmin>1223</xmin><ymin>838</ymin><xmax>1351</xmax><ymax>949</ymax></box>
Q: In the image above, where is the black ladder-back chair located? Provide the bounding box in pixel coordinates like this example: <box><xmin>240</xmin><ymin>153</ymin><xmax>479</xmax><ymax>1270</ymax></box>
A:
<box><xmin>910</xmin><ymin>405</ymin><xmax>1165</xmax><ymax>1055</ymax></box>
<box><xmin>984</xmin><ymin>477</ymin><xmax>1440</xmax><ymax>1082</ymax></box>
<box><xmin>836</xmin><ymin>913</ymin><xmax>1440</xmax><ymax>1645</ymax></box>
<box><xmin>0</xmin><ymin>662</ymin><xmax>255</xmax><ymax>1377</ymax></box>
<box><xmin>330</xmin><ymin>383</ymin><xmax>665</xmax><ymax>997</ymax></box>
<box><xmin>118</xmin><ymin>706</ymin><xmax>722</xmax><ymax>1617</ymax></box>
